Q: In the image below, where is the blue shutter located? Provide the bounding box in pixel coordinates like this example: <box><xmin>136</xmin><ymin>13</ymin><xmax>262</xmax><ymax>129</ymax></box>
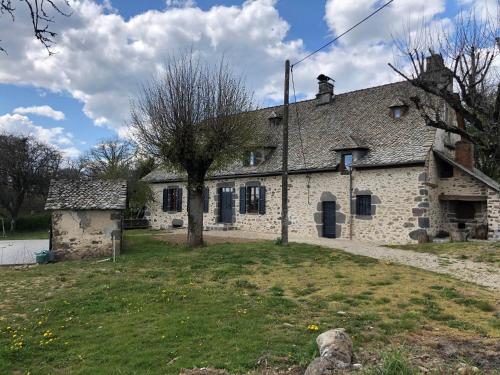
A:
<box><xmin>203</xmin><ymin>187</ymin><xmax>209</xmax><ymax>213</ymax></box>
<box><xmin>162</xmin><ymin>188</ymin><xmax>168</xmax><ymax>212</ymax></box>
<box><xmin>176</xmin><ymin>188</ymin><xmax>183</xmax><ymax>212</ymax></box>
<box><xmin>239</xmin><ymin>186</ymin><xmax>246</xmax><ymax>214</ymax></box>
<box><xmin>168</xmin><ymin>188</ymin><xmax>174</xmax><ymax>211</ymax></box>
<box><xmin>258</xmin><ymin>186</ymin><xmax>266</xmax><ymax>215</ymax></box>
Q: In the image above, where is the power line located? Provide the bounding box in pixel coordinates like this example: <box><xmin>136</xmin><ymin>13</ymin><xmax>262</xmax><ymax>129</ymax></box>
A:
<box><xmin>291</xmin><ymin>0</ymin><xmax>394</xmax><ymax>68</ymax></box>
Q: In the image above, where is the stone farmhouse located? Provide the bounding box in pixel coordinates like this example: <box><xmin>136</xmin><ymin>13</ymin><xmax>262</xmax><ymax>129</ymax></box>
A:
<box><xmin>143</xmin><ymin>56</ymin><xmax>500</xmax><ymax>244</ymax></box>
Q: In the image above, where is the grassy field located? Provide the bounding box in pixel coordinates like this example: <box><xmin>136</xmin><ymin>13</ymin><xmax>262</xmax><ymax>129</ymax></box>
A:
<box><xmin>387</xmin><ymin>241</ymin><xmax>500</xmax><ymax>265</ymax></box>
<box><xmin>1</xmin><ymin>230</ymin><xmax>499</xmax><ymax>374</ymax></box>
<box><xmin>0</xmin><ymin>230</ymin><xmax>49</xmax><ymax>240</ymax></box>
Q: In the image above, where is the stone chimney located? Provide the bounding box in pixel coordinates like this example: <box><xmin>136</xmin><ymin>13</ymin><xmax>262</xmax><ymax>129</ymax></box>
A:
<box><xmin>420</xmin><ymin>53</ymin><xmax>453</xmax><ymax>92</ymax></box>
<box><xmin>455</xmin><ymin>140</ymin><xmax>474</xmax><ymax>170</ymax></box>
<box><xmin>316</xmin><ymin>74</ymin><xmax>334</xmax><ymax>105</ymax></box>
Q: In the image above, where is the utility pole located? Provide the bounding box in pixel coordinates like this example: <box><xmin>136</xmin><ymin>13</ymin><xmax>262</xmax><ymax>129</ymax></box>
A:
<box><xmin>281</xmin><ymin>60</ymin><xmax>290</xmax><ymax>246</ymax></box>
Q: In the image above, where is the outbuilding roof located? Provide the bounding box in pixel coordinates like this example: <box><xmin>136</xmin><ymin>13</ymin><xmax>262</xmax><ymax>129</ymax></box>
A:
<box><xmin>143</xmin><ymin>81</ymin><xmax>436</xmax><ymax>183</ymax></box>
<box><xmin>45</xmin><ymin>179</ymin><xmax>127</xmax><ymax>210</ymax></box>
<box><xmin>434</xmin><ymin>150</ymin><xmax>500</xmax><ymax>192</ymax></box>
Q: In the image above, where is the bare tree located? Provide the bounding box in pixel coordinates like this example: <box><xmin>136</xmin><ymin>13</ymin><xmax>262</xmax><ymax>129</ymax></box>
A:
<box><xmin>80</xmin><ymin>138</ymin><xmax>154</xmax><ymax>219</ymax></box>
<box><xmin>131</xmin><ymin>54</ymin><xmax>255</xmax><ymax>247</ymax></box>
<box><xmin>389</xmin><ymin>10</ymin><xmax>500</xmax><ymax>180</ymax></box>
<box><xmin>0</xmin><ymin>134</ymin><xmax>61</xmax><ymax>230</ymax></box>
<box><xmin>0</xmin><ymin>0</ymin><xmax>71</xmax><ymax>54</ymax></box>
<box><xmin>80</xmin><ymin>137</ymin><xmax>136</xmax><ymax>179</ymax></box>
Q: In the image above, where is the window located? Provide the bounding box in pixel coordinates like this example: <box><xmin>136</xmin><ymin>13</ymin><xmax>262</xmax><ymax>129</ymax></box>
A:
<box><xmin>341</xmin><ymin>153</ymin><xmax>352</xmax><ymax>173</ymax></box>
<box><xmin>239</xmin><ymin>185</ymin><xmax>266</xmax><ymax>215</ymax></box>
<box><xmin>269</xmin><ymin>111</ymin><xmax>282</xmax><ymax>126</ymax></box>
<box><xmin>246</xmin><ymin>186</ymin><xmax>260</xmax><ymax>213</ymax></box>
<box><xmin>162</xmin><ymin>187</ymin><xmax>182</xmax><ymax>212</ymax></box>
<box><xmin>438</xmin><ymin>159</ymin><xmax>454</xmax><ymax>178</ymax></box>
<box><xmin>356</xmin><ymin>195</ymin><xmax>372</xmax><ymax>216</ymax></box>
<box><xmin>248</xmin><ymin>151</ymin><xmax>264</xmax><ymax>166</ymax></box>
<box><xmin>392</xmin><ymin>107</ymin><xmax>402</xmax><ymax>118</ymax></box>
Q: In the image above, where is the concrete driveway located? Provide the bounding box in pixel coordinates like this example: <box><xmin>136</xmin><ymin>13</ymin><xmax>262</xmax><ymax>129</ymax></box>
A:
<box><xmin>0</xmin><ymin>240</ymin><xmax>49</xmax><ymax>266</ymax></box>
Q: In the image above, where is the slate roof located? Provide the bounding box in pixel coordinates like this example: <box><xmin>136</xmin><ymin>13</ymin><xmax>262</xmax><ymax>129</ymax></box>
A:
<box><xmin>45</xmin><ymin>179</ymin><xmax>127</xmax><ymax>210</ymax></box>
<box><xmin>143</xmin><ymin>81</ymin><xmax>436</xmax><ymax>183</ymax></box>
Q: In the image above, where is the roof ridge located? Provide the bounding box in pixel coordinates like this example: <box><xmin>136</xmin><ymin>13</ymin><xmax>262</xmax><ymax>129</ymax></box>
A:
<box><xmin>252</xmin><ymin>80</ymin><xmax>409</xmax><ymax>113</ymax></box>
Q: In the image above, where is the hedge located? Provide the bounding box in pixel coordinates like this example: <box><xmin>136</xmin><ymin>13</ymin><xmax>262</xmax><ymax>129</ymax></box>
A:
<box><xmin>15</xmin><ymin>214</ymin><xmax>51</xmax><ymax>232</ymax></box>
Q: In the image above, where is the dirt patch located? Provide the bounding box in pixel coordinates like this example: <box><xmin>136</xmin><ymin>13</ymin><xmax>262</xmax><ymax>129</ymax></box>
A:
<box><xmin>398</xmin><ymin>330</ymin><xmax>500</xmax><ymax>371</ymax></box>
<box><xmin>154</xmin><ymin>233</ymin><xmax>267</xmax><ymax>246</ymax></box>
<box><xmin>180</xmin><ymin>367</ymin><xmax>303</xmax><ymax>375</ymax></box>
<box><xmin>180</xmin><ymin>369</ymin><xmax>230</xmax><ymax>375</ymax></box>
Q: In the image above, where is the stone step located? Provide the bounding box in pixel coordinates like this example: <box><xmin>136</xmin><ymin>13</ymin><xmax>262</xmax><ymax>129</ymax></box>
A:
<box><xmin>204</xmin><ymin>224</ymin><xmax>238</xmax><ymax>231</ymax></box>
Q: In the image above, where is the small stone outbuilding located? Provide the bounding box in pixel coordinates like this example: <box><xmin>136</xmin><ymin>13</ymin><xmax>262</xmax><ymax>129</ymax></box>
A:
<box><xmin>45</xmin><ymin>179</ymin><xmax>127</xmax><ymax>260</ymax></box>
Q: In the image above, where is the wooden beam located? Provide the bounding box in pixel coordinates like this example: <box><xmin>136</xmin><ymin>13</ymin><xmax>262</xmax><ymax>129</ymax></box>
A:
<box><xmin>438</xmin><ymin>194</ymin><xmax>487</xmax><ymax>201</ymax></box>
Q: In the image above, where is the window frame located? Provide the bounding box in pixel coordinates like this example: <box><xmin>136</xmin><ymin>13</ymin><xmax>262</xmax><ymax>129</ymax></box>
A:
<box><xmin>341</xmin><ymin>153</ymin><xmax>353</xmax><ymax>174</ymax></box>
<box><xmin>246</xmin><ymin>186</ymin><xmax>260</xmax><ymax>214</ymax></box>
<box><xmin>167</xmin><ymin>188</ymin><xmax>177</xmax><ymax>212</ymax></box>
<box><xmin>356</xmin><ymin>194</ymin><xmax>372</xmax><ymax>216</ymax></box>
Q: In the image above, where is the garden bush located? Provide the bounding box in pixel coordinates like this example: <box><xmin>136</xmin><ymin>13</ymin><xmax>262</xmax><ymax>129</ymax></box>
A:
<box><xmin>15</xmin><ymin>213</ymin><xmax>51</xmax><ymax>232</ymax></box>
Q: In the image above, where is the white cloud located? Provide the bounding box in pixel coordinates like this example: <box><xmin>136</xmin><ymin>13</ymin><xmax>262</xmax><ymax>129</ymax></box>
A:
<box><xmin>0</xmin><ymin>0</ymin><xmax>304</xmax><ymax>134</ymax></box>
<box><xmin>0</xmin><ymin>113</ymin><xmax>80</xmax><ymax>157</ymax></box>
<box><xmin>13</xmin><ymin>105</ymin><xmax>66</xmax><ymax>120</ymax></box>
<box><xmin>324</xmin><ymin>0</ymin><xmax>446</xmax><ymax>46</ymax></box>
<box><xmin>0</xmin><ymin>0</ymin><xmax>477</xmax><ymax>140</ymax></box>
<box><xmin>165</xmin><ymin>0</ymin><xmax>196</xmax><ymax>9</ymax></box>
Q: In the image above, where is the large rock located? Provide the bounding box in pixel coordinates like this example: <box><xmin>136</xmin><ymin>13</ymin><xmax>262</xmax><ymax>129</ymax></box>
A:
<box><xmin>317</xmin><ymin>328</ymin><xmax>353</xmax><ymax>365</ymax></box>
<box><xmin>304</xmin><ymin>329</ymin><xmax>353</xmax><ymax>375</ymax></box>
<box><xmin>304</xmin><ymin>357</ymin><xmax>337</xmax><ymax>375</ymax></box>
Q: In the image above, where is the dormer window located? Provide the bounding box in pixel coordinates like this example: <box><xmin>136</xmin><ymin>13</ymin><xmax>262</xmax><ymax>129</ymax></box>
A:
<box><xmin>389</xmin><ymin>99</ymin><xmax>408</xmax><ymax>119</ymax></box>
<box><xmin>392</xmin><ymin>107</ymin><xmax>402</xmax><ymax>119</ymax></box>
<box><xmin>247</xmin><ymin>150</ymin><xmax>264</xmax><ymax>166</ymax></box>
<box><xmin>268</xmin><ymin>111</ymin><xmax>282</xmax><ymax>126</ymax></box>
<box><xmin>340</xmin><ymin>153</ymin><xmax>353</xmax><ymax>174</ymax></box>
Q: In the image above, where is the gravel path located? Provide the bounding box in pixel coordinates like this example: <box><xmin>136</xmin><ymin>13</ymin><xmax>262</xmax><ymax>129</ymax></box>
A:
<box><xmin>199</xmin><ymin>230</ymin><xmax>500</xmax><ymax>290</ymax></box>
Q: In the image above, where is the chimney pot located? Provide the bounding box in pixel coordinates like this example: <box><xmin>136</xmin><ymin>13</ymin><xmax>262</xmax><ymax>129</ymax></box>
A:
<box><xmin>316</xmin><ymin>74</ymin><xmax>334</xmax><ymax>105</ymax></box>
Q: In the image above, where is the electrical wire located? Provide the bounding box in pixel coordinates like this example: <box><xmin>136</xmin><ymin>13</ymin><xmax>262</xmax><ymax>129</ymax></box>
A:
<box><xmin>287</xmin><ymin>0</ymin><xmax>394</xmax><ymax>204</ymax></box>
<box><xmin>291</xmin><ymin>0</ymin><xmax>394</xmax><ymax>68</ymax></box>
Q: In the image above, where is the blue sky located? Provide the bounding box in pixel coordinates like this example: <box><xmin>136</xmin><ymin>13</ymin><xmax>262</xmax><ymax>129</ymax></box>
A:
<box><xmin>0</xmin><ymin>0</ymin><xmax>493</xmax><ymax>159</ymax></box>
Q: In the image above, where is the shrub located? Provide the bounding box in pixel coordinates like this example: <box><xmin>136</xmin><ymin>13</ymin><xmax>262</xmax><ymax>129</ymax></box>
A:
<box><xmin>15</xmin><ymin>214</ymin><xmax>51</xmax><ymax>232</ymax></box>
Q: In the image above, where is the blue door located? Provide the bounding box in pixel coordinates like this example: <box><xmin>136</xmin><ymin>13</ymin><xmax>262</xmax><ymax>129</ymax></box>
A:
<box><xmin>322</xmin><ymin>201</ymin><xmax>336</xmax><ymax>238</ymax></box>
<box><xmin>220</xmin><ymin>188</ymin><xmax>233</xmax><ymax>223</ymax></box>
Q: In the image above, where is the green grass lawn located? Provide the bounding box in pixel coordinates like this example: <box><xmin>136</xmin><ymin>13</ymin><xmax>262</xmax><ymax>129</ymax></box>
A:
<box><xmin>1</xmin><ymin>230</ymin><xmax>499</xmax><ymax>374</ymax></box>
<box><xmin>387</xmin><ymin>241</ymin><xmax>500</xmax><ymax>265</ymax></box>
<box><xmin>0</xmin><ymin>230</ymin><xmax>49</xmax><ymax>240</ymax></box>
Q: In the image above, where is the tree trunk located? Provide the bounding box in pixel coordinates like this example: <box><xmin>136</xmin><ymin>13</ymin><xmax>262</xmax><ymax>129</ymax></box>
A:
<box><xmin>10</xmin><ymin>217</ymin><xmax>15</xmax><ymax>232</ymax></box>
<box><xmin>187</xmin><ymin>180</ymin><xmax>204</xmax><ymax>247</ymax></box>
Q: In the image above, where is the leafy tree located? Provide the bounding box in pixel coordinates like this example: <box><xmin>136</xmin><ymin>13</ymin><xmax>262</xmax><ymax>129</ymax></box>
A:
<box><xmin>0</xmin><ymin>134</ymin><xmax>61</xmax><ymax>230</ymax></box>
<box><xmin>131</xmin><ymin>54</ymin><xmax>255</xmax><ymax>247</ymax></box>
<box><xmin>389</xmin><ymin>11</ymin><xmax>500</xmax><ymax>180</ymax></box>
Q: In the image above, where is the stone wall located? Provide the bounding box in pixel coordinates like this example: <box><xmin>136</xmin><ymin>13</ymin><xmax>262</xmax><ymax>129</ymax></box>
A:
<box><xmin>51</xmin><ymin>210</ymin><xmax>122</xmax><ymax>260</ymax></box>
<box><xmin>147</xmin><ymin>165</ymin><xmax>427</xmax><ymax>244</ymax></box>
<box><xmin>424</xmin><ymin>151</ymin><xmax>495</xmax><ymax>239</ymax></box>
<box><xmin>350</xmin><ymin>167</ymin><xmax>425</xmax><ymax>243</ymax></box>
<box><xmin>487</xmin><ymin>189</ymin><xmax>500</xmax><ymax>240</ymax></box>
